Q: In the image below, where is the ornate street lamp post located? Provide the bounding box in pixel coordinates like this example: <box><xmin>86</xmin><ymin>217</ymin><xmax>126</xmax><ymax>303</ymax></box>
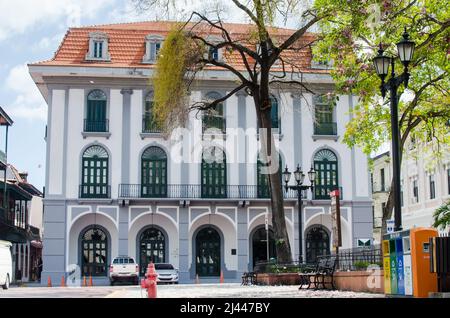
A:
<box><xmin>373</xmin><ymin>29</ymin><xmax>415</xmax><ymax>231</ymax></box>
<box><xmin>283</xmin><ymin>165</ymin><xmax>316</xmax><ymax>264</ymax></box>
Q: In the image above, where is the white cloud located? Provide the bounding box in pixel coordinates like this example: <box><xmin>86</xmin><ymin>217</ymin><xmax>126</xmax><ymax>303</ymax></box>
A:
<box><xmin>0</xmin><ymin>0</ymin><xmax>115</xmax><ymax>42</ymax></box>
<box><xmin>4</xmin><ymin>64</ymin><xmax>47</xmax><ymax>121</ymax></box>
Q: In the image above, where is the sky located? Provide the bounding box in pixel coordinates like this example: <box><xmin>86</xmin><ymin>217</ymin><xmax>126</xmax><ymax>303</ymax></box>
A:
<box><xmin>0</xmin><ymin>0</ymin><xmax>315</xmax><ymax>191</ymax></box>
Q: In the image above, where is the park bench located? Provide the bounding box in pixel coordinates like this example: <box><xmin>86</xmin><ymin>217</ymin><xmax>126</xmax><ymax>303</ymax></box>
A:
<box><xmin>241</xmin><ymin>272</ymin><xmax>257</xmax><ymax>285</ymax></box>
<box><xmin>298</xmin><ymin>256</ymin><xmax>337</xmax><ymax>290</ymax></box>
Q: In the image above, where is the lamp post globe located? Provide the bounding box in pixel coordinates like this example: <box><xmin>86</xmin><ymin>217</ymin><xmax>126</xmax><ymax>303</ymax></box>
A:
<box><xmin>396</xmin><ymin>30</ymin><xmax>415</xmax><ymax>67</ymax></box>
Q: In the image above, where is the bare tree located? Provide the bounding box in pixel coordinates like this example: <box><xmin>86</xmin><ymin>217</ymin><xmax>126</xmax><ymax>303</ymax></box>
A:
<box><xmin>133</xmin><ymin>0</ymin><xmax>335</xmax><ymax>262</ymax></box>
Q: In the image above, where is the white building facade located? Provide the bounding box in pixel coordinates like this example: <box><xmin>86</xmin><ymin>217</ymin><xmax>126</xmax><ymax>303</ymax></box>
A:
<box><xmin>371</xmin><ymin>144</ymin><xmax>450</xmax><ymax>240</ymax></box>
<box><xmin>29</xmin><ymin>22</ymin><xmax>373</xmax><ymax>285</ymax></box>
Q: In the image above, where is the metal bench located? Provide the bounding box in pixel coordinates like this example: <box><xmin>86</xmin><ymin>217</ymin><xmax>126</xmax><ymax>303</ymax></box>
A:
<box><xmin>298</xmin><ymin>256</ymin><xmax>337</xmax><ymax>290</ymax></box>
<box><xmin>241</xmin><ymin>272</ymin><xmax>257</xmax><ymax>285</ymax></box>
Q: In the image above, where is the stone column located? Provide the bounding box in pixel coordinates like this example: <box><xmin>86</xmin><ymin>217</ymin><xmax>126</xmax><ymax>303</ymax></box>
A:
<box><xmin>237</xmin><ymin>206</ymin><xmax>249</xmax><ymax>275</ymax></box>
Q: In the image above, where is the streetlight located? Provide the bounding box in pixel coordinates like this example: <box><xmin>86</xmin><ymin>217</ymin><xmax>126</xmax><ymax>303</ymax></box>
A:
<box><xmin>283</xmin><ymin>164</ymin><xmax>316</xmax><ymax>264</ymax></box>
<box><xmin>373</xmin><ymin>29</ymin><xmax>415</xmax><ymax>232</ymax></box>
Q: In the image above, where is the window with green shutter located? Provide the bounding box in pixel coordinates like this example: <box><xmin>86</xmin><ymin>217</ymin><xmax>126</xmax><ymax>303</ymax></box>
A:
<box><xmin>80</xmin><ymin>145</ymin><xmax>109</xmax><ymax>198</ymax></box>
<box><xmin>141</xmin><ymin>146</ymin><xmax>167</xmax><ymax>198</ymax></box>
<box><xmin>201</xmin><ymin>147</ymin><xmax>227</xmax><ymax>198</ymax></box>
<box><xmin>85</xmin><ymin>90</ymin><xmax>108</xmax><ymax>132</ymax></box>
<box><xmin>313</xmin><ymin>149</ymin><xmax>339</xmax><ymax>199</ymax></box>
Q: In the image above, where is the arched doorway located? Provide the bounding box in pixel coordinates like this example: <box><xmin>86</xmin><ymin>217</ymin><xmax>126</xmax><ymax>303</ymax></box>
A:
<box><xmin>305</xmin><ymin>226</ymin><xmax>330</xmax><ymax>264</ymax></box>
<box><xmin>139</xmin><ymin>228</ymin><xmax>166</xmax><ymax>276</ymax></box>
<box><xmin>252</xmin><ymin>227</ymin><xmax>276</xmax><ymax>268</ymax></box>
<box><xmin>80</xmin><ymin>227</ymin><xmax>108</xmax><ymax>277</ymax></box>
<box><xmin>195</xmin><ymin>227</ymin><xmax>221</xmax><ymax>277</ymax></box>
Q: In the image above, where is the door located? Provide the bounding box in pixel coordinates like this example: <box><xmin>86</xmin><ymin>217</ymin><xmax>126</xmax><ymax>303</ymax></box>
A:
<box><xmin>196</xmin><ymin>228</ymin><xmax>221</xmax><ymax>277</ymax></box>
<box><xmin>252</xmin><ymin>228</ymin><xmax>276</xmax><ymax>268</ymax></box>
<box><xmin>306</xmin><ymin>226</ymin><xmax>330</xmax><ymax>264</ymax></box>
<box><xmin>139</xmin><ymin>228</ymin><xmax>165</xmax><ymax>276</ymax></box>
<box><xmin>141</xmin><ymin>147</ymin><xmax>167</xmax><ymax>198</ymax></box>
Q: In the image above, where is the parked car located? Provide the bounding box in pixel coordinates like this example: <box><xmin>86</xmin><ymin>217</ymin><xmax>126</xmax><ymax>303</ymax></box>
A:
<box><xmin>0</xmin><ymin>240</ymin><xmax>12</xmax><ymax>290</ymax></box>
<box><xmin>109</xmin><ymin>256</ymin><xmax>139</xmax><ymax>285</ymax></box>
<box><xmin>154</xmin><ymin>263</ymin><xmax>179</xmax><ymax>284</ymax></box>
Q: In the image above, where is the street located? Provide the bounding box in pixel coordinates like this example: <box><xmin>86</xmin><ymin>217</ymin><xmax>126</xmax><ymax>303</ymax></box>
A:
<box><xmin>0</xmin><ymin>284</ymin><xmax>385</xmax><ymax>298</ymax></box>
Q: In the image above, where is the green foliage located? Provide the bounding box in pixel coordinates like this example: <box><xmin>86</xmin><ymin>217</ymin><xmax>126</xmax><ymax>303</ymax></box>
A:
<box><xmin>433</xmin><ymin>200</ymin><xmax>450</xmax><ymax>231</ymax></box>
<box><xmin>313</xmin><ymin>0</ymin><xmax>450</xmax><ymax>158</ymax></box>
<box><xmin>152</xmin><ymin>25</ymin><xmax>202</xmax><ymax>133</ymax></box>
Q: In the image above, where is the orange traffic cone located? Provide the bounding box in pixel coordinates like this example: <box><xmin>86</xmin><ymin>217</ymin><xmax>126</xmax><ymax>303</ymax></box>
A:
<box><xmin>220</xmin><ymin>271</ymin><xmax>224</xmax><ymax>284</ymax></box>
<box><xmin>195</xmin><ymin>274</ymin><xmax>200</xmax><ymax>284</ymax></box>
<box><xmin>82</xmin><ymin>276</ymin><xmax>87</xmax><ymax>287</ymax></box>
<box><xmin>61</xmin><ymin>276</ymin><xmax>66</xmax><ymax>287</ymax></box>
<box><xmin>89</xmin><ymin>276</ymin><xmax>93</xmax><ymax>287</ymax></box>
<box><xmin>47</xmin><ymin>276</ymin><xmax>52</xmax><ymax>287</ymax></box>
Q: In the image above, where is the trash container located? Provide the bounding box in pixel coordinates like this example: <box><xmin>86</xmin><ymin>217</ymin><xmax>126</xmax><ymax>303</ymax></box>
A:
<box><xmin>383</xmin><ymin>228</ymin><xmax>438</xmax><ymax>298</ymax></box>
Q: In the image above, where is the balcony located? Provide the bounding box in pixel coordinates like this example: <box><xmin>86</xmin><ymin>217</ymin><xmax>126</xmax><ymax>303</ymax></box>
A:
<box><xmin>118</xmin><ymin>184</ymin><xmax>304</xmax><ymax>200</ymax></box>
<box><xmin>84</xmin><ymin>119</ymin><xmax>109</xmax><ymax>133</ymax></box>
<box><xmin>203</xmin><ymin>116</ymin><xmax>226</xmax><ymax>134</ymax></box>
<box><xmin>142</xmin><ymin>115</ymin><xmax>162</xmax><ymax>134</ymax></box>
<box><xmin>314</xmin><ymin>186</ymin><xmax>343</xmax><ymax>200</ymax></box>
<box><xmin>79</xmin><ymin>185</ymin><xmax>111</xmax><ymax>199</ymax></box>
<box><xmin>314</xmin><ymin>122</ymin><xmax>337</xmax><ymax>136</ymax></box>
<box><xmin>372</xmin><ymin>183</ymin><xmax>390</xmax><ymax>193</ymax></box>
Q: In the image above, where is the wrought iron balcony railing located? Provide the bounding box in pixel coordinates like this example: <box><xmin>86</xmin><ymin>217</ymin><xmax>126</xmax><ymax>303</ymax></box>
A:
<box><xmin>314</xmin><ymin>122</ymin><xmax>337</xmax><ymax>135</ymax></box>
<box><xmin>142</xmin><ymin>115</ymin><xmax>162</xmax><ymax>133</ymax></box>
<box><xmin>79</xmin><ymin>185</ymin><xmax>111</xmax><ymax>199</ymax></box>
<box><xmin>202</xmin><ymin>116</ymin><xmax>226</xmax><ymax>134</ymax></box>
<box><xmin>84</xmin><ymin>119</ymin><xmax>109</xmax><ymax>133</ymax></box>
<box><xmin>118</xmin><ymin>184</ymin><xmax>304</xmax><ymax>200</ymax></box>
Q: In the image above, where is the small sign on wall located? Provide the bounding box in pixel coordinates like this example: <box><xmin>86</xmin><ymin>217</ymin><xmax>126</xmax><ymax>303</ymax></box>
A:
<box><xmin>387</xmin><ymin>220</ymin><xmax>395</xmax><ymax>234</ymax></box>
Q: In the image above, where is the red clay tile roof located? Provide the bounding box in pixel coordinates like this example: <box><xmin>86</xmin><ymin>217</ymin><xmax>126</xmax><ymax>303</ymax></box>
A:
<box><xmin>31</xmin><ymin>21</ymin><xmax>327</xmax><ymax>74</ymax></box>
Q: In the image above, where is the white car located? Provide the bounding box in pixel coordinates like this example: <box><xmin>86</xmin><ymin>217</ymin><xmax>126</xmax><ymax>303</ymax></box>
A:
<box><xmin>154</xmin><ymin>263</ymin><xmax>179</xmax><ymax>284</ymax></box>
<box><xmin>0</xmin><ymin>240</ymin><xmax>12</xmax><ymax>290</ymax></box>
<box><xmin>109</xmin><ymin>256</ymin><xmax>139</xmax><ymax>285</ymax></box>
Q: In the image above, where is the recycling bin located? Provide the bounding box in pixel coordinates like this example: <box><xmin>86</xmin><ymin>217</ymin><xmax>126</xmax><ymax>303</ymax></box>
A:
<box><xmin>402</xmin><ymin>236</ymin><xmax>413</xmax><ymax>296</ymax></box>
<box><xmin>382</xmin><ymin>239</ymin><xmax>391</xmax><ymax>294</ymax></box>
<box><xmin>383</xmin><ymin>228</ymin><xmax>438</xmax><ymax>298</ymax></box>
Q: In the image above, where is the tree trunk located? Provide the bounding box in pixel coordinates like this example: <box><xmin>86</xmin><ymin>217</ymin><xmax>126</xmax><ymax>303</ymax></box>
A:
<box><xmin>258</xmin><ymin>103</ymin><xmax>293</xmax><ymax>263</ymax></box>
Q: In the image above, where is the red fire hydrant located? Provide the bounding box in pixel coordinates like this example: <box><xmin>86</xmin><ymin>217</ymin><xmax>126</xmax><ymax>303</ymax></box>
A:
<box><xmin>140</xmin><ymin>263</ymin><xmax>158</xmax><ymax>298</ymax></box>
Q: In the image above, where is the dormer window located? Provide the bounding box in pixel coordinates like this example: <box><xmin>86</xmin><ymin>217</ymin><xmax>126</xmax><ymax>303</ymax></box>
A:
<box><xmin>210</xmin><ymin>47</ymin><xmax>219</xmax><ymax>61</ymax></box>
<box><xmin>205</xmin><ymin>36</ymin><xmax>223</xmax><ymax>63</ymax></box>
<box><xmin>86</xmin><ymin>32</ymin><xmax>110</xmax><ymax>61</ymax></box>
<box><xmin>143</xmin><ymin>35</ymin><xmax>164</xmax><ymax>64</ymax></box>
<box><xmin>93</xmin><ymin>41</ymin><xmax>103</xmax><ymax>58</ymax></box>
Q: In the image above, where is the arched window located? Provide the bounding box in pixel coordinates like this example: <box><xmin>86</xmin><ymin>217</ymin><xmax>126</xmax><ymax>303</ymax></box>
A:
<box><xmin>257</xmin><ymin>152</ymin><xmax>282</xmax><ymax>198</ymax></box>
<box><xmin>139</xmin><ymin>228</ymin><xmax>166</xmax><ymax>276</ymax></box>
<box><xmin>141</xmin><ymin>146</ymin><xmax>167</xmax><ymax>198</ymax></box>
<box><xmin>203</xmin><ymin>92</ymin><xmax>225</xmax><ymax>133</ymax></box>
<box><xmin>314</xmin><ymin>149</ymin><xmax>339</xmax><ymax>199</ymax></box>
<box><xmin>85</xmin><ymin>90</ymin><xmax>108</xmax><ymax>132</ymax></box>
<box><xmin>196</xmin><ymin>227</ymin><xmax>221</xmax><ymax>277</ymax></box>
<box><xmin>81</xmin><ymin>227</ymin><xmax>108</xmax><ymax>277</ymax></box>
<box><xmin>80</xmin><ymin>145</ymin><xmax>109</xmax><ymax>198</ymax></box>
<box><xmin>201</xmin><ymin>147</ymin><xmax>227</xmax><ymax>198</ymax></box>
<box><xmin>143</xmin><ymin>93</ymin><xmax>161</xmax><ymax>133</ymax></box>
<box><xmin>306</xmin><ymin>226</ymin><xmax>330</xmax><ymax>264</ymax></box>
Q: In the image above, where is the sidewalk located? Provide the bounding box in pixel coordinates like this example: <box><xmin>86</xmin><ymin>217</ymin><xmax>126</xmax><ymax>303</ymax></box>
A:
<box><xmin>107</xmin><ymin>284</ymin><xmax>385</xmax><ymax>298</ymax></box>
